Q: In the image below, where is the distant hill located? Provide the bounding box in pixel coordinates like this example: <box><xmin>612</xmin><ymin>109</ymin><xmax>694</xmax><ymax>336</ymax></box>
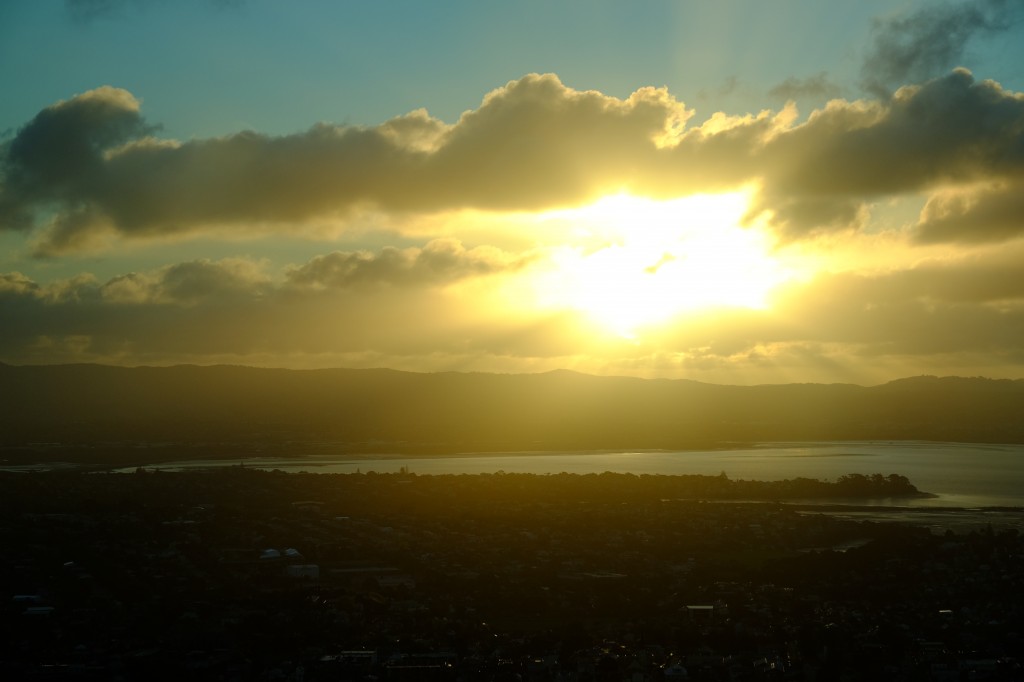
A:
<box><xmin>1</xmin><ymin>363</ymin><xmax>1023</xmax><ymax>463</ymax></box>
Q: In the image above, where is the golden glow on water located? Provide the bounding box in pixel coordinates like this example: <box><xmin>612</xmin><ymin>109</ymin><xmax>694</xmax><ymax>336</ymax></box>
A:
<box><xmin>532</xmin><ymin>191</ymin><xmax>792</xmax><ymax>337</ymax></box>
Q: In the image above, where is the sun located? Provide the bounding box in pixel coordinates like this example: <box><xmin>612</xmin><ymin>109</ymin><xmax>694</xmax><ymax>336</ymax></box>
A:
<box><xmin>533</xmin><ymin>190</ymin><xmax>791</xmax><ymax>337</ymax></box>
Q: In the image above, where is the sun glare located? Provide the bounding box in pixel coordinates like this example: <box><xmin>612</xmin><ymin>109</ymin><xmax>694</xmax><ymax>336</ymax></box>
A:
<box><xmin>534</xmin><ymin>191</ymin><xmax>790</xmax><ymax>337</ymax></box>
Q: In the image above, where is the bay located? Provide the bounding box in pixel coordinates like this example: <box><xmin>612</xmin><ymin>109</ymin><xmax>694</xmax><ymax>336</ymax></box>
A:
<box><xmin>120</xmin><ymin>440</ymin><xmax>1024</xmax><ymax>508</ymax></box>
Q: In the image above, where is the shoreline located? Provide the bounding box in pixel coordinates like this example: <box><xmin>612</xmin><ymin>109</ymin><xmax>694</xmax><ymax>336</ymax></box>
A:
<box><xmin>5</xmin><ymin>441</ymin><xmax>1024</xmax><ymax>510</ymax></box>
<box><xmin>4</xmin><ymin>438</ymin><xmax>1024</xmax><ymax>469</ymax></box>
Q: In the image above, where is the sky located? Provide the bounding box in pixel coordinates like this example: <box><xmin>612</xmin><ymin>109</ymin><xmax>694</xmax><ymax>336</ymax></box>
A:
<box><xmin>2</xmin><ymin>0</ymin><xmax>1024</xmax><ymax>385</ymax></box>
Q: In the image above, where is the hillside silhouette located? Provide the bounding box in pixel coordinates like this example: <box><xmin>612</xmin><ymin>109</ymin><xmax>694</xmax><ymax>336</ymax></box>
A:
<box><xmin>2</xmin><ymin>363</ymin><xmax>1023</xmax><ymax>462</ymax></box>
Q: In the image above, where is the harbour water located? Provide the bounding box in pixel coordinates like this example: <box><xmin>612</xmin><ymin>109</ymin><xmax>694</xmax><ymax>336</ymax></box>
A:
<box><xmin>119</xmin><ymin>440</ymin><xmax>1024</xmax><ymax>509</ymax></box>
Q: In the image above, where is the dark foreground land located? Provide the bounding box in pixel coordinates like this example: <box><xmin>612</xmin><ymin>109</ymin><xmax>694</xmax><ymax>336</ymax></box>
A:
<box><xmin>2</xmin><ymin>470</ymin><xmax>1022</xmax><ymax>681</ymax></box>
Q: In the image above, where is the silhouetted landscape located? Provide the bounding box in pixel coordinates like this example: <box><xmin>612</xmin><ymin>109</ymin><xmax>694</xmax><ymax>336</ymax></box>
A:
<box><xmin>3</xmin><ymin>363</ymin><xmax>1024</xmax><ymax>466</ymax></box>
<box><xmin>5</xmin><ymin>468</ymin><xmax>1023</xmax><ymax>681</ymax></box>
<box><xmin>7</xmin><ymin>0</ymin><xmax>1024</xmax><ymax>678</ymax></box>
<box><xmin>5</xmin><ymin>367</ymin><xmax>1024</xmax><ymax>678</ymax></box>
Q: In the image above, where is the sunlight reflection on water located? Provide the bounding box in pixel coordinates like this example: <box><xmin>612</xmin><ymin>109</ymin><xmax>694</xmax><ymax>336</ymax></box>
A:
<box><xmin>116</xmin><ymin>441</ymin><xmax>1024</xmax><ymax>508</ymax></box>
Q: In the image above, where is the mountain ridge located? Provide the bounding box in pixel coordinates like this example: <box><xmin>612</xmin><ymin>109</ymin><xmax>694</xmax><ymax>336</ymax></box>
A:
<box><xmin>2</xmin><ymin>363</ymin><xmax>1023</xmax><ymax>461</ymax></box>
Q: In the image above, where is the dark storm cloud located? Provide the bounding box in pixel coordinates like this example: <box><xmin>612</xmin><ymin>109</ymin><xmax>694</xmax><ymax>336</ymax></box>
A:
<box><xmin>861</xmin><ymin>0</ymin><xmax>1023</xmax><ymax>96</ymax></box>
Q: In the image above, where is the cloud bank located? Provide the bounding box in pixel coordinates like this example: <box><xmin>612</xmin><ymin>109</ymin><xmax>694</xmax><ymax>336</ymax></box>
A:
<box><xmin>3</xmin><ymin>68</ymin><xmax>1024</xmax><ymax>382</ymax></box>
<box><xmin>3</xmin><ymin>237</ymin><xmax>1024</xmax><ymax>383</ymax></box>
<box><xmin>285</xmin><ymin>238</ymin><xmax>534</xmax><ymax>290</ymax></box>
<box><xmin>2</xmin><ymin>70</ymin><xmax>1022</xmax><ymax>252</ymax></box>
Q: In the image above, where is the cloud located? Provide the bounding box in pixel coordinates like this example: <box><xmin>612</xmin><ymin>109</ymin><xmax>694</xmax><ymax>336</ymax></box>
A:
<box><xmin>2</xmin><ymin>258</ymin><xmax>271</xmax><ymax>310</ymax></box>
<box><xmin>625</xmin><ymin>243</ymin><xmax>1024</xmax><ymax>376</ymax></box>
<box><xmin>762</xmin><ymin>253</ymin><xmax>1024</xmax><ymax>357</ymax></box>
<box><xmin>915</xmin><ymin>181</ymin><xmax>1024</xmax><ymax>244</ymax></box>
<box><xmin>5</xmin><ymin>241</ymin><xmax>1024</xmax><ymax>381</ymax></box>
<box><xmin>861</xmin><ymin>0</ymin><xmax>1024</xmax><ymax>96</ymax></box>
<box><xmin>751</xmin><ymin>68</ymin><xmax>1024</xmax><ymax>238</ymax></box>
<box><xmin>285</xmin><ymin>238</ymin><xmax>532</xmax><ymax>290</ymax></box>
<box><xmin>0</xmin><ymin>239</ymin><xmax>550</xmax><ymax>364</ymax></box>
<box><xmin>0</xmin><ymin>86</ymin><xmax>151</xmax><ymax>233</ymax></box>
<box><xmin>0</xmin><ymin>76</ymin><xmax>699</xmax><ymax>253</ymax></box>
<box><xmin>4</xmin><ymin>69</ymin><xmax>1024</xmax><ymax>249</ymax></box>
<box><xmin>697</xmin><ymin>76</ymin><xmax>739</xmax><ymax>102</ymax></box>
<box><xmin>0</xmin><ymin>271</ymin><xmax>40</xmax><ymax>297</ymax></box>
<box><xmin>100</xmin><ymin>258</ymin><xmax>272</xmax><ymax>305</ymax></box>
<box><xmin>876</xmin><ymin>253</ymin><xmax>1024</xmax><ymax>303</ymax></box>
<box><xmin>413</xmin><ymin>73</ymin><xmax>704</xmax><ymax>206</ymax></box>
<box><xmin>767</xmin><ymin>72</ymin><xmax>842</xmax><ymax>102</ymax></box>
